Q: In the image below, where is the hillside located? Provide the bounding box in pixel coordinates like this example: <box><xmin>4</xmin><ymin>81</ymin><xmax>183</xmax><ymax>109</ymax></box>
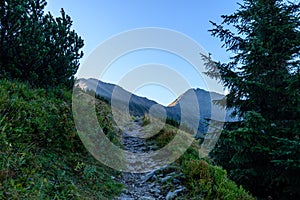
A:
<box><xmin>0</xmin><ymin>80</ymin><xmax>123</xmax><ymax>199</ymax></box>
<box><xmin>77</xmin><ymin>78</ymin><xmax>158</xmax><ymax>116</ymax></box>
<box><xmin>0</xmin><ymin>79</ymin><xmax>254</xmax><ymax>199</ymax></box>
<box><xmin>77</xmin><ymin>78</ymin><xmax>238</xmax><ymax>136</ymax></box>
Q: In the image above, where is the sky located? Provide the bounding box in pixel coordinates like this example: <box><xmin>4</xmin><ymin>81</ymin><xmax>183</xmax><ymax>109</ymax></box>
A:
<box><xmin>45</xmin><ymin>0</ymin><xmax>241</xmax><ymax>106</ymax></box>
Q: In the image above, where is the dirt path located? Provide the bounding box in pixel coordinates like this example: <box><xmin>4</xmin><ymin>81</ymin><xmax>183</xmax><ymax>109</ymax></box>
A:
<box><xmin>116</xmin><ymin>120</ymin><xmax>165</xmax><ymax>200</ymax></box>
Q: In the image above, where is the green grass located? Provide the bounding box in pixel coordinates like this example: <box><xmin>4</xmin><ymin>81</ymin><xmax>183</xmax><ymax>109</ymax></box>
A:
<box><xmin>0</xmin><ymin>79</ymin><xmax>255</xmax><ymax>199</ymax></box>
<box><xmin>0</xmin><ymin>80</ymin><xmax>123</xmax><ymax>199</ymax></box>
<box><xmin>147</xmin><ymin>125</ymin><xmax>255</xmax><ymax>200</ymax></box>
<box><xmin>141</xmin><ymin>115</ymin><xmax>151</xmax><ymax>126</ymax></box>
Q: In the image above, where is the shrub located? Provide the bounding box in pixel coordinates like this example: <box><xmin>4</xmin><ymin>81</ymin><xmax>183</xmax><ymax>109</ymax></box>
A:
<box><xmin>146</xmin><ymin>122</ymin><xmax>254</xmax><ymax>199</ymax></box>
<box><xmin>182</xmin><ymin>160</ymin><xmax>255</xmax><ymax>200</ymax></box>
<box><xmin>0</xmin><ymin>0</ymin><xmax>84</xmax><ymax>88</ymax></box>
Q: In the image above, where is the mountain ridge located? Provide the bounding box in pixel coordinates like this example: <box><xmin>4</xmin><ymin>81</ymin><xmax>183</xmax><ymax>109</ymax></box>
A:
<box><xmin>76</xmin><ymin>78</ymin><xmax>238</xmax><ymax>135</ymax></box>
<box><xmin>78</xmin><ymin>78</ymin><xmax>226</xmax><ymax>107</ymax></box>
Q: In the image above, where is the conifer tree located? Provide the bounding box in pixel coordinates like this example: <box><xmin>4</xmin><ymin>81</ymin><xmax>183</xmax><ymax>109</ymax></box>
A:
<box><xmin>205</xmin><ymin>0</ymin><xmax>300</xmax><ymax>199</ymax></box>
<box><xmin>0</xmin><ymin>0</ymin><xmax>84</xmax><ymax>88</ymax></box>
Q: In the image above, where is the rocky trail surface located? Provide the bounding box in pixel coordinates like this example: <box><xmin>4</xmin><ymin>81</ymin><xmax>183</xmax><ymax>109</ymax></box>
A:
<box><xmin>115</xmin><ymin>120</ymin><xmax>185</xmax><ymax>200</ymax></box>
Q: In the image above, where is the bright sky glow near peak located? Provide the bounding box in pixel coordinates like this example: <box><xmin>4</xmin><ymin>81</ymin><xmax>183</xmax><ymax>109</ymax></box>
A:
<box><xmin>46</xmin><ymin>0</ymin><xmax>241</xmax><ymax>106</ymax></box>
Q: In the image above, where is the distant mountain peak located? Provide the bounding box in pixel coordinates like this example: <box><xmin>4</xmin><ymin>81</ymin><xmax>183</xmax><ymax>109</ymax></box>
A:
<box><xmin>168</xmin><ymin>95</ymin><xmax>182</xmax><ymax>107</ymax></box>
<box><xmin>76</xmin><ymin>78</ymin><xmax>238</xmax><ymax>135</ymax></box>
<box><xmin>167</xmin><ymin>88</ymin><xmax>223</xmax><ymax>107</ymax></box>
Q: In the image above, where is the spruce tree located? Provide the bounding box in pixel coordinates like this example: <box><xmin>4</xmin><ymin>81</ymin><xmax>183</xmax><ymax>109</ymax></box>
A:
<box><xmin>205</xmin><ymin>0</ymin><xmax>300</xmax><ymax>199</ymax></box>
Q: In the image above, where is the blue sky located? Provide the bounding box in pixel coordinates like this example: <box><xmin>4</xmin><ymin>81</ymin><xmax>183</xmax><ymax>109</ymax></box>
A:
<box><xmin>46</xmin><ymin>0</ymin><xmax>241</xmax><ymax>105</ymax></box>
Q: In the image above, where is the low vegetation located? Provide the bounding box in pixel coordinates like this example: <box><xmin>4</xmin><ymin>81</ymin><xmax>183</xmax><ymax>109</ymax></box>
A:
<box><xmin>146</xmin><ymin>125</ymin><xmax>255</xmax><ymax>200</ymax></box>
<box><xmin>1</xmin><ymin>0</ymin><xmax>298</xmax><ymax>199</ymax></box>
<box><xmin>0</xmin><ymin>79</ymin><xmax>254</xmax><ymax>199</ymax></box>
<box><xmin>0</xmin><ymin>80</ymin><xmax>123</xmax><ymax>199</ymax></box>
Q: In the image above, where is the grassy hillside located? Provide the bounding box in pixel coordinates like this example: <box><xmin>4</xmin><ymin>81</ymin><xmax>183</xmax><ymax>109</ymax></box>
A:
<box><xmin>0</xmin><ymin>79</ymin><xmax>255</xmax><ymax>199</ymax></box>
<box><xmin>143</xmin><ymin>117</ymin><xmax>255</xmax><ymax>200</ymax></box>
<box><xmin>0</xmin><ymin>80</ymin><xmax>123</xmax><ymax>199</ymax></box>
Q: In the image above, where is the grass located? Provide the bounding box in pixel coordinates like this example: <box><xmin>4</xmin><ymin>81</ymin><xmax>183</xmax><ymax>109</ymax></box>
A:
<box><xmin>146</xmin><ymin>123</ymin><xmax>255</xmax><ymax>200</ymax></box>
<box><xmin>0</xmin><ymin>79</ymin><xmax>255</xmax><ymax>199</ymax></box>
<box><xmin>141</xmin><ymin>115</ymin><xmax>151</xmax><ymax>126</ymax></box>
<box><xmin>0</xmin><ymin>80</ymin><xmax>123</xmax><ymax>199</ymax></box>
